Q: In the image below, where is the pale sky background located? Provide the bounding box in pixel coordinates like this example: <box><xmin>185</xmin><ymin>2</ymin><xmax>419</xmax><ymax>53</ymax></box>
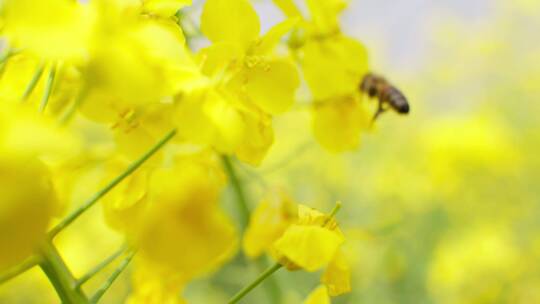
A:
<box><xmin>252</xmin><ymin>0</ymin><xmax>495</xmax><ymax>73</ymax></box>
<box><xmin>343</xmin><ymin>0</ymin><xmax>494</xmax><ymax>70</ymax></box>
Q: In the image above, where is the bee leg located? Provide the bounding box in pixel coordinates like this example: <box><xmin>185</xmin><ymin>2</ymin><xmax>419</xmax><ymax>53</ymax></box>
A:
<box><xmin>370</xmin><ymin>101</ymin><xmax>386</xmax><ymax>127</ymax></box>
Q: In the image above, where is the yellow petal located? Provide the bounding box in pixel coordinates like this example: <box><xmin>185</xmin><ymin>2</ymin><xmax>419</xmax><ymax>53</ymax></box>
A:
<box><xmin>243</xmin><ymin>194</ymin><xmax>298</xmax><ymax>258</ymax></box>
<box><xmin>79</xmin><ymin>89</ymin><xmax>128</xmax><ymax>123</ymax></box>
<box><xmin>274</xmin><ymin>224</ymin><xmax>344</xmax><ymax>271</ymax></box>
<box><xmin>312</xmin><ymin>97</ymin><xmax>371</xmax><ymax>153</ymax></box>
<box><xmin>128</xmin><ymin>257</ymin><xmax>188</xmax><ymax>304</ymax></box>
<box><xmin>114</xmin><ymin>126</ymin><xmax>161</xmax><ymax>162</ymax></box>
<box><xmin>204</xmin><ymin>92</ymin><xmax>246</xmax><ymax>153</ymax></box>
<box><xmin>297</xmin><ymin>204</ymin><xmax>328</xmax><ymax>225</ymax></box>
<box><xmin>1</xmin><ymin>0</ymin><xmax>92</xmax><ymax>61</ymax></box>
<box><xmin>135</xmin><ymin>156</ymin><xmax>235</xmax><ymax>279</ymax></box>
<box><xmin>0</xmin><ymin>104</ymin><xmax>81</xmax><ymax>159</ymax></box>
<box><xmin>174</xmin><ymin>90</ymin><xmax>220</xmax><ymax>148</ymax></box>
<box><xmin>101</xmin><ymin>160</ymin><xmax>150</xmax><ymax>234</ymax></box>
<box><xmin>110</xmin><ymin>103</ymin><xmax>175</xmax><ymax>162</ymax></box>
<box><xmin>234</xmin><ymin>107</ymin><xmax>274</xmax><ymax>166</ymax></box>
<box><xmin>87</xmin><ymin>19</ymin><xmax>198</xmax><ymax>109</ymax></box>
<box><xmin>321</xmin><ymin>250</ymin><xmax>352</xmax><ymax>296</ymax></box>
<box><xmin>244</xmin><ymin>58</ymin><xmax>299</xmax><ymax>115</ymax></box>
<box><xmin>138</xmin><ymin>202</ymin><xmax>238</xmax><ymax>279</ymax></box>
<box><xmin>272</xmin><ymin>0</ymin><xmax>303</xmax><ymax>18</ymax></box>
<box><xmin>306</xmin><ymin>0</ymin><xmax>347</xmax><ymax>34</ymax></box>
<box><xmin>0</xmin><ymin>155</ymin><xmax>57</xmax><ymax>271</ymax></box>
<box><xmin>303</xmin><ymin>285</ymin><xmax>331</xmax><ymax>304</ymax></box>
<box><xmin>143</xmin><ymin>0</ymin><xmax>192</xmax><ymax>17</ymax></box>
<box><xmin>253</xmin><ymin>18</ymin><xmax>300</xmax><ymax>55</ymax></box>
<box><xmin>302</xmin><ymin>36</ymin><xmax>368</xmax><ymax>99</ymax></box>
<box><xmin>197</xmin><ymin>43</ymin><xmax>243</xmax><ymax>77</ymax></box>
<box><xmin>201</xmin><ymin>0</ymin><xmax>260</xmax><ymax>50</ymax></box>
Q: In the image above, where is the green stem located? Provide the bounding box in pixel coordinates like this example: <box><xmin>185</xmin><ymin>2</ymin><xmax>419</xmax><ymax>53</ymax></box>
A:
<box><xmin>221</xmin><ymin>155</ymin><xmax>282</xmax><ymax>303</ymax></box>
<box><xmin>76</xmin><ymin>245</ymin><xmax>128</xmax><ymax>288</ymax></box>
<box><xmin>228</xmin><ymin>263</ymin><xmax>282</xmax><ymax>304</ymax></box>
<box><xmin>39</xmin><ymin>64</ymin><xmax>57</xmax><ymax>113</ymax></box>
<box><xmin>39</xmin><ymin>241</ymin><xmax>89</xmax><ymax>304</ymax></box>
<box><xmin>59</xmin><ymin>84</ymin><xmax>88</xmax><ymax>125</ymax></box>
<box><xmin>89</xmin><ymin>251</ymin><xmax>136</xmax><ymax>304</ymax></box>
<box><xmin>253</xmin><ymin>258</ymin><xmax>282</xmax><ymax>304</ymax></box>
<box><xmin>221</xmin><ymin>155</ymin><xmax>251</xmax><ymax>232</ymax></box>
<box><xmin>48</xmin><ymin>129</ymin><xmax>177</xmax><ymax>238</ymax></box>
<box><xmin>0</xmin><ymin>255</ymin><xmax>41</xmax><ymax>284</ymax></box>
<box><xmin>323</xmin><ymin>201</ymin><xmax>342</xmax><ymax>227</ymax></box>
<box><xmin>20</xmin><ymin>62</ymin><xmax>45</xmax><ymax>102</ymax></box>
<box><xmin>328</xmin><ymin>202</ymin><xmax>342</xmax><ymax>220</ymax></box>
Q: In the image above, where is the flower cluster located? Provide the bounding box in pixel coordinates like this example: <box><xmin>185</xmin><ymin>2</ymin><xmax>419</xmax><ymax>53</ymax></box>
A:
<box><xmin>244</xmin><ymin>195</ymin><xmax>350</xmax><ymax>302</ymax></box>
<box><xmin>0</xmin><ymin>0</ymin><xmax>382</xmax><ymax>303</ymax></box>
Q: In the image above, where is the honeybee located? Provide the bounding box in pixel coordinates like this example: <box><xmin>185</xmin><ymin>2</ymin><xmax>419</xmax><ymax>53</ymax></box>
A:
<box><xmin>359</xmin><ymin>73</ymin><xmax>410</xmax><ymax>122</ymax></box>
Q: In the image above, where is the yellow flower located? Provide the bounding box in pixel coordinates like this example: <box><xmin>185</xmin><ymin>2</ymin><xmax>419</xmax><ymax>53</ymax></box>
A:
<box><xmin>182</xmin><ymin>0</ymin><xmax>300</xmax><ymax>165</ymax></box>
<box><xmin>301</xmin><ymin>35</ymin><xmax>368</xmax><ymax>100</ymax></box>
<box><xmin>134</xmin><ymin>153</ymin><xmax>238</xmax><ymax>280</ymax></box>
<box><xmin>79</xmin><ymin>4</ymin><xmax>207</xmax><ymax>159</ymax></box>
<box><xmin>0</xmin><ymin>105</ymin><xmax>78</xmax><ymax>271</ymax></box>
<box><xmin>127</xmin><ymin>257</ymin><xmax>188</xmax><ymax>304</ymax></box>
<box><xmin>110</xmin><ymin>103</ymin><xmax>176</xmax><ymax>162</ymax></box>
<box><xmin>175</xmin><ymin>88</ymin><xmax>274</xmax><ymax>166</ymax></box>
<box><xmin>85</xmin><ymin>22</ymin><xmax>194</xmax><ymax>109</ymax></box>
<box><xmin>243</xmin><ymin>191</ymin><xmax>298</xmax><ymax>258</ymax></box>
<box><xmin>161</xmin><ymin>0</ymin><xmax>301</xmax><ymax>166</ymax></box>
<box><xmin>81</xmin><ymin>3</ymin><xmax>204</xmax><ymax>124</ymax></box>
<box><xmin>271</xmin><ymin>0</ymin><xmax>371</xmax><ymax>153</ymax></box>
<box><xmin>101</xmin><ymin>158</ymin><xmax>152</xmax><ymax>234</ymax></box>
<box><xmin>245</xmin><ymin>200</ymin><xmax>352</xmax><ymax>297</ymax></box>
<box><xmin>312</xmin><ymin>96</ymin><xmax>371</xmax><ymax>152</ymax></box>
<box><xmin>274</xmin><ymin>205</ymin><xmax>344</xmax><ymax>271</ymax></box>
<box><xmin>200</xmin><ymin>0</ymin><xmax>300</xmax><ymax>115</ymax></box>
<box><xmin>1</xmin><ymin>0</ymin><xmax>92</xmax><ymax>62</ymax></box>
<box><xmin>201</xmin><ymin>0</ymin><xmax>261</xmax><ymax>51</ymax></box>
<box><xmin>274</xmin><ymin>204</ymin><xmax>351</xmax><ymax>296</ymax></box>
<box><xmin>0</xmin><ymin>154</ymin><xmax>57</xmax><ymax>272</ymax></box>
<box><xmin>321</xmin><ymin>249</ymin><xmax>352</xmax><ymax>296</ymax></box>
<box><xmin>303</xmin><ymin>285</ymin><xmax>330</xmax><ymax>304</ymax></box>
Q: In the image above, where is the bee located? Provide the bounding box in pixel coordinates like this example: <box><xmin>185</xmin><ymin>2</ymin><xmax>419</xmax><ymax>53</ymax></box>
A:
<box><xmin>359</xmin><ymin>73</ymin><xmax>410</xmax><ymax>122</ymax></box>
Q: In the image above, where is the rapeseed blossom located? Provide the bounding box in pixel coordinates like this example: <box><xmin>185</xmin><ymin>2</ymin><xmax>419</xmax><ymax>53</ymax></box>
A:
<box><xmin>1</xmin><ymin>0</ymin><xmax>91</xmax><ymax>61</ymax></box>
<box><xmin>0</xmin><ymin>105</ymin><xmax>78</xmax><ymax>271</ymax></box>
<box><xmin>0</xmin><ymin>154</ymin><xmax>57</xmax><ymax>271</ymax></box>
<box><xmin>134</xmin><ymin>153</ymin><xmax>237</xmax><ymax>277</ymax></box>
<box><xmin>245</xmin><ymin>199</ymin><xmax>351</xmax><ymax>298</ymax></box>
<box><xmin>173</xmin><ymin>0</ymin><xmax>301</xmax><ymax>165</ymax></box>
<box><xmin>273</xmin><ymin>0</ymin><xmax>372</xmax><ymax>152</ymax></box>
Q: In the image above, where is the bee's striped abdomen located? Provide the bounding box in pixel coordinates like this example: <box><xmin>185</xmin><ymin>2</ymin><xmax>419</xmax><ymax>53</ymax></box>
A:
<box><xmin>383</xmin><ymin>87</ymin><xmax>409</xmax><ymax>114</ymax></box>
